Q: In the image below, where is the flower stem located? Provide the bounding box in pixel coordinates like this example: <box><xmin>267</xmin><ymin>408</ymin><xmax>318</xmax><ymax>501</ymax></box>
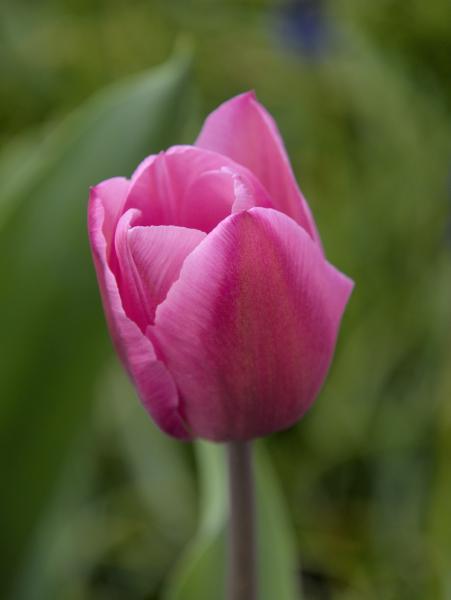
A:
<box><xmin>227</xmin><ymin>441</ymin><xmax>257</xmax><ymax>600</ymax></box>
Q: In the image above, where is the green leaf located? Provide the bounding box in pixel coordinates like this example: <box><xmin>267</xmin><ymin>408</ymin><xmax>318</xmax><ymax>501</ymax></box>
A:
<box><xmin>13</xmin><ymin>364</ymin><xmax>199</xmax><ymax>600</ymax></box>
<box><xmin>107</xmin><ymin>364</ymin><xmax>197</xmax><ymax>543</ymax></box>
<box><xmin>0</xmin><ymin>48</ymin><xmax>193</xmax><ymax>597</ymax></box>
<box><xmin>164</xmin><ymin>442</ymin><xmax>301</xmax><ymax>600</ymax></box>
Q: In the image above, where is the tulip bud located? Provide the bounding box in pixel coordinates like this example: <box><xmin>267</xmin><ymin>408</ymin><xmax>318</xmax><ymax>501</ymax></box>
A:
<box><xmin>88</xmin><ymin>92</ymin><xmax>353</xmax><ymax>441</ymax></box>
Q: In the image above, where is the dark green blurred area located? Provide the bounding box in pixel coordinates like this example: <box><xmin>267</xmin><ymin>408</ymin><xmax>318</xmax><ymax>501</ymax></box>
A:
<box><xmin>1</xmin><ymin>1</ymin><xmax>450</xmax><ymax>599</ymax></box>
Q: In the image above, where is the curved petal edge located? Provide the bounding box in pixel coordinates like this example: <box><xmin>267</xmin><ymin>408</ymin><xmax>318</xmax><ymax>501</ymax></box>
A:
<box><xmin>88</xmin><ymin>186</ymin><xmax>191</xmax><ymax>440</ymax></box>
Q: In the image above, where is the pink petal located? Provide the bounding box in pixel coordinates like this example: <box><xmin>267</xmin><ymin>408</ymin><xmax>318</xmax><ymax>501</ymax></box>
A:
<box><xmin>90</xmin><ymin>177</ymin><xmax>130</xmax><ymax>260</ymax></box>
<box><xmin>195</xmin><ymin>92</ymin><xmax>321</xmax><ymax>245</ymax></box>
<box><xmin>123</xmin><ymin>147</ymin><xmax>231</xmax><ymax>227</ymax></box>
<box><xmin>152</xmin><ymin>207</ymin><xmax>353</xmax><ymax>441</ymax></box>
<box><xmin>128</xmin><ymin>224</ymin><xmax>206</xmax><ymax>319</ymax></box>
<box><xmin>180</xmin><ymin>166</ymin><xmax>272</xmax><ymax>230</ymax></box>
<box><xmin>88</xmin><ymin>191</ymin><xmax>190</xmax><ymax>439</ymax></box>
<box><xmin>178</xmin><ymin>169</ymin><xmax>237</xmax><ymax>231</ymax></box>
<box><xmin>122</xmin><ymin>146</ymin><xmax>272</xmax><ymax>231</ymax></box>
<box><xmin>114</xmin><ymin>209</ymin><xmax>149</xmax><ymax>330</ymax></box>
<box><xmin>131</xmin><ymin>153</ymin><xmax>157</xmax><ymax>181</ymax></box>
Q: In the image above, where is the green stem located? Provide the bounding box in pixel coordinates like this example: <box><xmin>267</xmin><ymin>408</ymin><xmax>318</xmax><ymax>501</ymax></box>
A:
<box><xmin>227</xmin><ymin>441</ymin><xmax>257</xmax><ymax>600</ymax></box>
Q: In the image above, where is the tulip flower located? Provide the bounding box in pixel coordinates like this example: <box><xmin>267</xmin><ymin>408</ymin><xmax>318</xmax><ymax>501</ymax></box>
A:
<box><xmin>88</xmin><ymin>92</ymin><xmax>353</xmax><ymax>600</ymax></box>
<box><xmin>88</xmin><ymin>91</ymin><xmax>353</xmax><ymax>442</ymax></box>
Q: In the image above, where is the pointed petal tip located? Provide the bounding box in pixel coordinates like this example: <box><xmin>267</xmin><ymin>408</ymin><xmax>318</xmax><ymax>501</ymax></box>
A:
<box><xmin>241</xmin><ymin>89</ymin><xmax>257</xmax><ymax>101</ymax></box>
<box><xmin>211</xmin><ymin>90</ymin><xmax>257</xmax><ymax>114</ymax></box>
<box><xmin>88</xmin><ymin>184</ymin><xmax>101</xmax><ymax>210</ymax></box>
<box><xmin>195</xmin><ymin>93</ymin><xmax>321</xmax><ymax>243</ymax></box>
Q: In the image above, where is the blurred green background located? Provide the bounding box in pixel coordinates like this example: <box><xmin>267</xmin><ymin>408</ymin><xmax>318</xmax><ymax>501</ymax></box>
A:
<box><xmin>1</xmin><ymin>1</ymin><xmax>450</xmax><ymax>599</ymax></box>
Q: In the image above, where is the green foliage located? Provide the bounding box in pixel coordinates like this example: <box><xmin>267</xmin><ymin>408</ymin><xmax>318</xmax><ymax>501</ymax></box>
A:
<box><xmin>0</xmin><ymin>48</ymin><xmax>193</xmax><ymax>598</ymax></box>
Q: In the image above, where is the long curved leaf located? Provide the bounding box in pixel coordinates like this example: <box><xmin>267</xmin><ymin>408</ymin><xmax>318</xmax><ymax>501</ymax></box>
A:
<box><xmin>0</xmin><ymin>48</ymin><xmax>193</xmax><ymax>596</ymax></box>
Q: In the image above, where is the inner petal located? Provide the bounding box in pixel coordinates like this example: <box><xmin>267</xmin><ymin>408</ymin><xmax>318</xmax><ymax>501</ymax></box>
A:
<box><xmin>179</xmin><ymin>169</ymin><xmax>236</xmax><ymax>231</ymax></box>
<box><xmin>127</xmin><ymin>224</ymin><xmax>206</xmax><ymax>327</ymax></box>
<box><xmin>122</xmin><ymin>146</ymin><xmax>272</xmax><ymax>232</ymax></box>
<box><xmin>114</xmin><ymin>209</ymin><xmax>149</xmax><ymax>331</ymax></box>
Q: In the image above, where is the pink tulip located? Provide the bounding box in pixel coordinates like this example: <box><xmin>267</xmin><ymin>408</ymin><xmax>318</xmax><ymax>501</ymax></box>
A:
<box><xmin>88</xmin><ymin>92</ymin><xmax>353</xmax><ymax>441</ymax></box>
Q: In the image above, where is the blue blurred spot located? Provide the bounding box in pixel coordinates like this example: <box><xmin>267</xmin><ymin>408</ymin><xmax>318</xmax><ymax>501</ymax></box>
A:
<box><xmin>276</xmin><ymin>0</ymin><xmax>331</xmax><ymax>59</ymax></box>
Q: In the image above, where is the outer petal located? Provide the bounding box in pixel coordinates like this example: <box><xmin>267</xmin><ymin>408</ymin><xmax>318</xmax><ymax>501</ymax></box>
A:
<box><xmin>88</xmin><ymin>189</ymin><xmax>190</xmax><ymax>439</ymax></box>
<box><xmin>90</xmin><ymin>177</ymin><xmax>130</xmax><ymax>260</ymax></box>
<box><xmin>152</xmin><ymin>207</ymin><xmax>353</xmax><ymax>441</ymax></box>
<box><xmin>195</xmin><ymin>92</ymin><xmax>321</xmax><ymax>245</ymax></box>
